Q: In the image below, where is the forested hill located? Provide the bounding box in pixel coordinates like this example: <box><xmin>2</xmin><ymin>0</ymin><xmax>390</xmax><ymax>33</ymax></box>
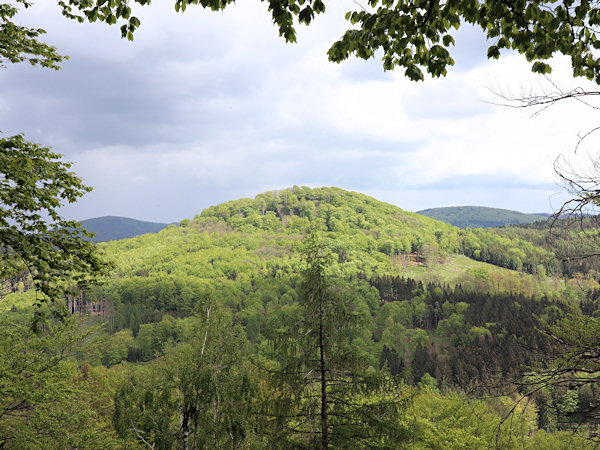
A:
<box><xmin>80</xmin><ymin>216</ymin><xmax>170</xmax><ymax>242</ymax></box>
<box><xmin>6</xmin><ymin>186</ymin><xmax>600</xmax><ymax>447</ymax></box>
<box><xmin>88</xmin><ymin>186</ymin><xmax>582</xmax><ymax>365</ymax></box>
<box><xmin>198</xmin><ymin>186</ymin><xmax>457</xmax><ymax>252</ymax></box>
<box><xmin>97</xmin><ymin>186</ymin><xmax>564</xmax><ymax>285</ymax></box>
<box><xmin>417</xmin><ymin>206</ymin><xmax>548</xmax><ymax>228</ymax></box>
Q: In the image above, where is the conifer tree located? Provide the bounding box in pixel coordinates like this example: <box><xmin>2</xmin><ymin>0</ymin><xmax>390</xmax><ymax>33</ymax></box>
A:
<box><xmin>268</xmin><ymin>230</ymin><xmax>404</xmax><ymax>448</ymax></box>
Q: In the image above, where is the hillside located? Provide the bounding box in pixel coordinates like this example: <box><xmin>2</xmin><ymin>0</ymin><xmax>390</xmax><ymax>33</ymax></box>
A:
<box><xmin>80</xmin><ymin>216</ymin><xmax>170</xmax><ymax>242</ymax></box>
<box><xmin>86</xmin><ymin>186</ymin><xmax>574</xmax><ymax>354</ymax></box>
<box><xmin>92</xmin><ymin>187</ymin><xmax>566</xmax><ymax>314</ymax></box>
<box><xmin>4</xmin><ymin>186</ymin><xmax>598</xmax><ymax>447</ymax></box>
<box><xmin>417</xmin><ymin>205</ymin><xmax>549</xmax><ymax>228</ymax></box>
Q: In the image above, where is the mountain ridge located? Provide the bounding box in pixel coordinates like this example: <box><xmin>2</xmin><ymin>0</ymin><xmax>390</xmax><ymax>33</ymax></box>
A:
<box><xmin>80</xmin><ymin>216</ymin><xmax>172</xmax><ymax>242</ymax></box>
<box><xmin>416</xmin><ymin>205</ymin><xmax>550</xmax><ymax>228</ymax></box>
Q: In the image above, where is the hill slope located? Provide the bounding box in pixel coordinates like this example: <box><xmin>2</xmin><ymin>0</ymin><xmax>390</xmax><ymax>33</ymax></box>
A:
<box><xmin>90</xmin><ymin>187</ymin><xmax>579</xmax><ymax>381</ymax></box>
<box><xmin>416</xmin><ymin>206</ymin><xmax>548</xmax><ymax>228</ymax></box>
<box><xmin>95</xmin><ymin>187</ymin><xmax>559</xmax><ymax>293</ymax></box>
<box><xmin>80</xmin><ymin>216</ymin><xmax>170</xmax><ymax>242</ymax></box>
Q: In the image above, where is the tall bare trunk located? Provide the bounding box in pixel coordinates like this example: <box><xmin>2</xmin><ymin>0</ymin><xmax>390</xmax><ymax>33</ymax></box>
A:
<box><xmin>319</xmin><ymin>309</ymin><xmax>329</xmax><ymax>448</ymax></box>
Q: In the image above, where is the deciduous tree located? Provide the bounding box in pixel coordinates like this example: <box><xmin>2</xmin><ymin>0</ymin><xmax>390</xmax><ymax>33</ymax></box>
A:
<box><xmin>0</xmin><ymin>1</ymin><xmax>65</xmax><ymax>68</ymax></box>
<box><xmin>0</xmin><ymin>134</ymin><xmax>111</xmax><ymax>324</ymax></box>
<box><xmin>113</xmin><ymin>295</ymin><xmax>258</xmax><ymax>449</ymax></box>
<box><xmin>58</xmin><ymin>0</ymin><xmax>600</xmax><ymax>82</ymax></box>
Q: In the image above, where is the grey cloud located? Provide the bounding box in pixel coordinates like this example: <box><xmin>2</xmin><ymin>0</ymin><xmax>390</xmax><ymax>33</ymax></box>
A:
<box><xmin>2</xmin><ymin>2</ymin><xmax>563</xmax><ymax>223</ymax></box>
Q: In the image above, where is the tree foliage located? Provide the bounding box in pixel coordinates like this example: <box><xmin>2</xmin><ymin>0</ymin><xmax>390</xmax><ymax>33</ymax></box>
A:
<box><xmin>59</xmin><ymin>0</ymin><xmax>600</xmax><ymax>82</ymax></box>
<box><xmin>0</xmin><ymin>1</ymin><xmax>65</xmax><ymax>69</ymax></box>
<box><xmin>266</xmin><ymin>231</ymin><xmax>404</xmax><ymax>448</ymax></box>
<box><xmin>511</xmin><ymin>312</ymin><xmax>600</xmax><ymax>436</ymax></box>
<box><xmin>113</xmin><ymin>297</ymin><xmax>257</xmax><ymax>449</ymax></box>
<box><xmin>0</xmin><ymin>134</ymin><xmax>111</xmax><ymax>322</ymax></box>
<box><xmin>1</xmin><ymin>1</ymin><xmax>110</xmax><ymax>322</ymax></box>
<box><xmin>0</xmin><ymin>314</ymin><xmax>119</xmax><ymax>448</ymax></box>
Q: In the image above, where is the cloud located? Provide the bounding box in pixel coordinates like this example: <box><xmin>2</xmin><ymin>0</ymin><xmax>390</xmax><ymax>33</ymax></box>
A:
<box><xmin>2</xmin><ymin>1</ymin><xmax>596</xmax><ymax>222</ymax></box>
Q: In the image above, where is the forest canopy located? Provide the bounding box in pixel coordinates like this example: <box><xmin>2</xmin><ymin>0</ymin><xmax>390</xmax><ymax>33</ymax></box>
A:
<box><xmin>3</xmin><ymin>187</ymin><xmax>600</xmax><ymax>447</ymax></box>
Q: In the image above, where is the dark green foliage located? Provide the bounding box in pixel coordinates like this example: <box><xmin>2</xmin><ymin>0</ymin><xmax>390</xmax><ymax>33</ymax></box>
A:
<box><xmin>369</xmin><ymin>275</ymin><xmax>563</xmax><ymax>390</ymax></box>
<box><xmin>514</xmin><ymin>312</ymin><xmax>600</xmax><ymax>433</ymax></box>
<box><xmin>328</xmin><ymin>0</ymin><xmax>600</xmax><ymax>82</ymax></box>
<box><xmin>59</xmin><ymin>0</ymin><xmax>600</xmax><ymax>83</ymax></box>
<box><xmin>267</xmin><ymin>231</ymin><xmax>403</xmax><ymax>448</ymax></box>
<box><xmin>381</xmin><ymin>344</ymin><xmax>404</xmax><ymax>376</ymax></box>
<box><xmin>417</xmin><ymin>206</ymin><xmax>548</xmax><ymax>229</ymax></box>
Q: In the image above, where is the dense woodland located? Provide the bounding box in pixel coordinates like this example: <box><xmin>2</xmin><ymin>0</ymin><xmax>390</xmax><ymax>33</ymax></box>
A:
<box><xmin>416</xmin><ymin>206</ymin><xmax>547</xmax><ymax>229</ymax></box>
<box><xmin>7</xmin><ymin>0</ymin><xmax>600</xmax><ymax>446</ymax></box>
<box><xmin>2</xmin><ymin>187</ymin><xmax>600</xmax><ymax>448</ymax></box>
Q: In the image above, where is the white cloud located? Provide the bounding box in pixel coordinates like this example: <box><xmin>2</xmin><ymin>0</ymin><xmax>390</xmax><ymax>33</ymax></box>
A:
<box><xmin>3</xmin><ymin>1</ymin><xmax>598</xmax><ymax>221</ymax></box>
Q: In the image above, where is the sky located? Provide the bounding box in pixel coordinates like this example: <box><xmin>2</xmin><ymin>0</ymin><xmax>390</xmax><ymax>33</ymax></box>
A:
<box><xmin>3</xmin><ymin>1</ymin><xmax>600</xmax><ymax>223</ymax></box>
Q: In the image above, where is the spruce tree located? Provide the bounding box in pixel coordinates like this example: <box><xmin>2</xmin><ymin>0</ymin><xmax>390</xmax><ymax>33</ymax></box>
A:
<box><xmin>268</xmin><ymin>230</ymin><xmax>404</xmax><ymax>448</ymax></box>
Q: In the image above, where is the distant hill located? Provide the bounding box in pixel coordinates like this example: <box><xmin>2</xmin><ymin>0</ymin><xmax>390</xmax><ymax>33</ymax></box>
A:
<box><xmin>416</xmin><ymin>206</ymin><xmax>549</xmax><ymax>228</ymax></box>
<box><xmin>79</xmin><ymin>216</ymin><xmax>171</xmax><ymax>242</ymax></box>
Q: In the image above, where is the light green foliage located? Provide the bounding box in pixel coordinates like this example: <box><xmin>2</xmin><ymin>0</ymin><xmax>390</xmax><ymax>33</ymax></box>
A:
<box><xmin>0</xmin><ymin>313</ymin><xmax>120</xmax><ymax>448</ymax></box>
<box><xmin>94</xmin><ymin>188</ymin><xmax>568</xmax><ymax>304</ymax></box>
<box><xmin>113</xmin><ymin>297</ymin><xmax>258</xmax><ymax>449</ymax></box>
<box><xmin>400</xmin><ymin>389</ymin><xmax>542</xmax><ymax>449</ymax></box>
<box><xmin>417</xmin><ymin>373</ymin><xmax>438</xmax><ymax>391</ymax></box>
<box><xmin>201</xmin><ymin>187</ymin><xmax>462</xmax><ymax>274</ymax></box>
<box><xmin>0</xmin><ymin>135</ymin><xmax>111</xmax><ymax>324</ymax></box>
<box><xmin>0</xmin><ymin>289</ymin><xmax>37</xmax><ymax>312</ymax></box>
<box><xmin>422</xmin><ymin>242</ymin><xmax>439</xmax><ymax>269</ymax></box>
<box><xmin>0</xmin><ymin>1</ymin><xmax>65</xmax><ymax>68</ymax></box>
<box><xmin>459</xmin><ymin>227</ymin><xmax>555</xmax><ymax>274</ymax></box>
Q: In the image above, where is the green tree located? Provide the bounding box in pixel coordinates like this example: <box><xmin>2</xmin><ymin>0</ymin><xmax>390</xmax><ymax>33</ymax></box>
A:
<box><xmin>268</xmin><ymin>231</ymin><xmax>401</xmax><ymax>448</ymax></box>
<box><xmin>1</xmin><ymin>1</ymin><xmax>110</xmax><ymax>322</ymax></box>
<box><xmin>516</xmin><ymin>312</ymin><xmax>600</xmax><ymax>430</ymax></box>
<box><xmin>0</xmin><ymin>135</ymin><xmax>111</xmax><ymax>323</ymax></box>
<box><xmin>113</xmin><ymin>296</ymin><xmax>257</xmax><ymax>449</ymax></box>
<box><xmin>0</xmin><ymin>313</ymin><xmax>119</xmax><ymax>448</ymax></box>
<box><xmin>0</xmin><ymin>1</ymin><xmax>65</xmax><ymax>68</ymax></box>
<box><xmin>59</xmin><ymin>0</ymin><xmax>600</xmax><ymax>82</ymax></box>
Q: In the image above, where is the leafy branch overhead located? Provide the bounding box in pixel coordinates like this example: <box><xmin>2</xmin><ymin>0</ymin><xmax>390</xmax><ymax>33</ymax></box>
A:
<box><xmin>0</xmin><ymin>1</ymin><xmax>65</xmax><ymax>69</ymax></box>
<box><xmin>59</xmin><ymin>0</ymin><xmax>600</xmax><ymax>82</ymax></box>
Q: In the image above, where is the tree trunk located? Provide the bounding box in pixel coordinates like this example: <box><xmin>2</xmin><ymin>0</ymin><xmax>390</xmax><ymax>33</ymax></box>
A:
<box><xmin>319</xmin><ymin>311</ymin><xmax>329</xmax><ymax>448</ymax></box>
<box><xmin>181</xmin><ymin>406</ymin><xmax>192</xmax><ymax>450</ymax></box>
